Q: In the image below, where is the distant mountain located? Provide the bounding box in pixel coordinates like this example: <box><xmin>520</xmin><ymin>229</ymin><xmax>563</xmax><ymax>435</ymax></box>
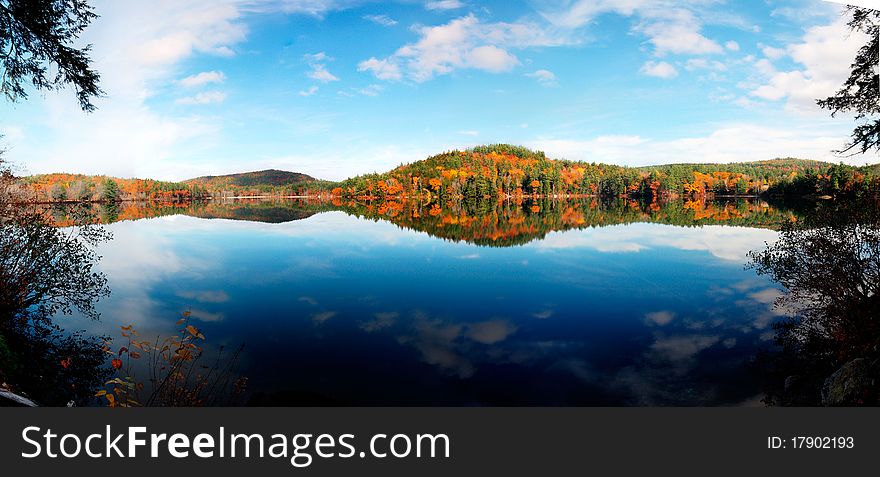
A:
<box><xmin>185</xmin><ymin>169</ymin><xmax>317</xmax><ymax>188</ymax></box>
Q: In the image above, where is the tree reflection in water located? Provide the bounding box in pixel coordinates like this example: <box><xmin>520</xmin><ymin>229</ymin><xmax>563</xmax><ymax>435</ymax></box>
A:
<box><xmin>749</xmin><ymin>203</ymin><xmax>880</xmax><ymax>406</ymax></box>
<box><xmin>40</xmin><ymin>196</ymin><xmax>800</xmax><ymax>245</ymax></box>
<box><xmin>1</xmin><ymin>165</ymin><xmax>111</xmax><ymax>406</ymax></box>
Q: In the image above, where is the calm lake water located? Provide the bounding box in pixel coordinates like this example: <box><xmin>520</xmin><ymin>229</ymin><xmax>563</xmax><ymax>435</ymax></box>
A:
<box><xmin>58</xmin><ymin>199</ymin><xmax>794</xmax><ymax>405</ymax></box>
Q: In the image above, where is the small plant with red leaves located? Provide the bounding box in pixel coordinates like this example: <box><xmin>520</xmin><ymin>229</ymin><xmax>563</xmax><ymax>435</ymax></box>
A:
<box><xmin>96</xmin><ymin>311</ymin><xmax>245</xmax><ymax>407</ymax></box>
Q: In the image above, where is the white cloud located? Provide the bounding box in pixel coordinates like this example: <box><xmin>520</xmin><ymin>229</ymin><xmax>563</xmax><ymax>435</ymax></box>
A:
<box><xmin>359</xmin><ymin>14</ymin><xmax>567</xmax><ymax>82</ymax></box>
<box><xmin>752</xmin><ymin>58</ymin><xmax>776</xmax><ymax>76</ymax></box>
<box><xmin>751</xmin><ymin>72</ymin><xmax>806</xmax><ymax>101</ymax></box>
<box><xmin>526</xmin><ymin>69</ymin><xmax>557</xmax><ymax>86</ymax></box>
<box><xmin>541</xmin><ymin>1</ymin><xmax>726</xmax><ymax>57</ymax></box>
<box><xmin>304</xmin><ymin>52</ymin><xmax>339</xmax><ymax>82</ymax></box>
<box><xmin>770</xmin><ymin>1</ymin><xmax>840</xmax><ymax>23</ymax></box>
<box><xmin>749</xmin><ymin>288</ymin><xmax>783</xmax><ymax>305</ymax></box>
<box><xmin>466</xmin><ymin>45</ymin><xmax>520</xmax><ymax>72</ymax></box>
<box><xmin>178</xmin><ymin>70</ymin><xmax>226</xmax><ymax>87</ymax></box>
<box><xmin>402</xmin><ymin>314</ymin><xmax>474</xmax><ymax>378</ymax></box>
<box><xmin>532</xmin><ymin>310</ymin><xmax>553</xmax><ymax>319</ymax></box>
<box><xmin>189</xmin><ymin>310</ymin><xmax>225</xmax><ymax>322</ymax></box>
<box><xmin>458</xmin><ymin>130</ymin><xmax>480</xmax><ymax>136</ymax></box>
<box><xmin>360</xmin><ymin>312</ymin><xmax>398</xmax><ymax>332</ymax></box>
<box><xmin>761</xmin><ymin>45</ymin><xmax>786</xmax><ymax>60</ymax></box>
<box><xmin>645</xmin><ymin>311</ymin><xmax>675</xmax><ymax>326</ymax></box>
<box><xmin>358</xmin><ymin>57</ymin><xmax>403</xmax><ymax>80</ymax></box>
<box><xmin>465</xmin><ymin>320</ymin><xmax>517</xmax><ymax>345</ymax></box>
<box><xmin>299</xmin><ymin>85</ymin><xmax>319</xmax><ymax>96</ymax></box>
<box><xmin>364</xmin><ymin>14</ymin><xmax>397</xmax><ymax>26</ymax></box>
<box><xmin>356</xmin><ymin>84</ymin><xmax>383</xmax><ymax>96</ymax></box>
<box><xmin>637</xmin><ymin>11</ymin><xmax>723</xmax><ymax>56</ymax></box>
<box><xmin>303</xmin><ymin>51</ymin><xmax>329</xmax><ymax>63</ymax></box>
<box><xmin>684</xmin><ymin>58</ymin><xmax>726</xmax><ymax>72</ymax></box>
<box><xmin>649</xmin><ymin>334</ymin><xmax>720</xmax><ymax>363</ymax></box>
<box><xmin>175</xmin><ymin>91</ymin><xmax>228</xmax><ymax>104</ymax></box>
<box><xmin>539</xmin><ymin>0</ymin><xmax>645</xmax><ymax>29</ymax></box>
<box><xmin>425</xmin><ymin>0</ymin><xmax>464</xmax><ymax>10</ymax></box>
<box><xmin>640</xmin><ymin>60</ymin><xmax>678</xmax><ymax>78</ymax></box>
<box><xmin>749</xmin><ymin>15</ymin><xmax>867</xmax><ymax>112</ymax></box>
<box><xmin>312</xmin><ymin>311</ymin><xmax>337</xmax><ymax>324</ymax></box>
<box><xmin>307</xmin><ymin>63</ymin><xmax>340</xmax><ymax>82</ymax></box>
<box><xmin>725</xmin><ymin>40</ymin><xmax>740</xmax><ymax>51</ymax></box>
<box><xmin>395</xmin><ymin>15</ymin><xmax>501</xmax><ymax>81</ymax></box>
<box><xmin>528</xmin><ymin>135</ymin><xmax>647</xmax><ymax>164</ymax></box>
<box><xmin>132</xmin><ymin>2</ymin><xmax>246</xmax><ymax>67</ymax></box>
<box><xmin>177</xmin><ymin>289</ymin><xmax>230</xmax><ymax>303</ymax></box>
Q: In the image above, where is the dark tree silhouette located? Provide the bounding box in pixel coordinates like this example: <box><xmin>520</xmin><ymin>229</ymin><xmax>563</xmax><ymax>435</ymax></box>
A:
<box><xmin>817</xmin><ymin>7</ymin><xmax>880</xmax><ymax>155</ymax></box>
<box><xmin>0</xmin><ymin>0</ymin><xmax>103</xmax><ymax>111</ymax></box>
<box><xmin>749</xmin><ymin>204</ymin><xmax>880</xmax><ymax>405</ymax></box>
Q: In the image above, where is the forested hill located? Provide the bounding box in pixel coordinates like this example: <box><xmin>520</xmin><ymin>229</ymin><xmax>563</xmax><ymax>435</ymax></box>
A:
<box><xmin>334</xmin><ymin>144</ymin><xmax>880</xmax><ymax>200</ymax></box>
<box><xmin>181</xmin><ymin>169</ymin><xmax>335</xmax><ymax>198</ymax></box>
<box><xmin>185</xmin><ymin>169</ymin><xmax>317</xmax><ymax>188</ymax></box>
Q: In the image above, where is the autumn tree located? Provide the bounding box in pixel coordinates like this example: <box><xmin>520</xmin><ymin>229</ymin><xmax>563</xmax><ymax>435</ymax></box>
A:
<box><xmin>67</xmin><ymin>180</ymin><xmax>89</xmax><ymax>201</ymax></box>
<box><xmin>817</xmin><ymin>7</ymin><xmax>879</xmax><ymax>155</ymax></box>
<box><xmin>49</xmin><ymin>182</ymin><xmax>66</xmax><ymax>201</ymax></box>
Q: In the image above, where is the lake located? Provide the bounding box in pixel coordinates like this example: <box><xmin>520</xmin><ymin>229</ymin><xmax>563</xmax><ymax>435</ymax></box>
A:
<box><xmin>53</xmin><ymin>198</ymin><xmax>798</xmax><ymax>405</ymax></box>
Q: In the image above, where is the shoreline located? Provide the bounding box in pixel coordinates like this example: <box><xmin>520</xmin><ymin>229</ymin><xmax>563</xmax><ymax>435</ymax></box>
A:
<box><xmin>11</xmin><ymin>195</ymin><xmax>327</xmax><ymax>205</ymax></box>
<box><xmin>11</xmin><ymin>192</ymin><xmax>772</xmax><ymax>206</ymax></box>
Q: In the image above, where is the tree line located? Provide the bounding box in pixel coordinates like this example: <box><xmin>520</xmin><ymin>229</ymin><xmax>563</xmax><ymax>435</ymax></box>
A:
<box><xmin>17</xmin><ymin>172</ymin><xmax>335</xmax><ymax>203</ymax></box>
<box><xmin>20</xmin><ymin>174</ymin><xmax>211</xmax><ymax>203</ymax></box>
<box><xmin>331</xmin><ymin>144</ymin><xmax>880</xmax><ymax>201</ymax></box>
<box><xmin>18</xmin><ymin>145</ymin><xmax>880</xmax><ymax>205</ymax></box>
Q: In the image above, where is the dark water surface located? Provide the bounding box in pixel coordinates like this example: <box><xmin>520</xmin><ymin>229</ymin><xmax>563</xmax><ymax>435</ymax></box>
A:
<box><xmin>57</xmin><ymin>199</ymin><xmax>797</xmax><ymax>405</ymax></box>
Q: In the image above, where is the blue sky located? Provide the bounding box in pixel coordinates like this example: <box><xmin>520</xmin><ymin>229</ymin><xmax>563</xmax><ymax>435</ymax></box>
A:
<box><xmin>0</xmin><ymin>0</ymin><xmax>878</xmax><ymax>181</ymax></box>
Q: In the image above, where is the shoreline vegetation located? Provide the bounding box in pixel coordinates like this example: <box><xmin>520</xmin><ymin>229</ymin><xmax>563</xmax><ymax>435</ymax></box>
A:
<box><xmin>10</xmin><ymin>145</ymin><xmax>880</xmax><ymax>205</ymax></box>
